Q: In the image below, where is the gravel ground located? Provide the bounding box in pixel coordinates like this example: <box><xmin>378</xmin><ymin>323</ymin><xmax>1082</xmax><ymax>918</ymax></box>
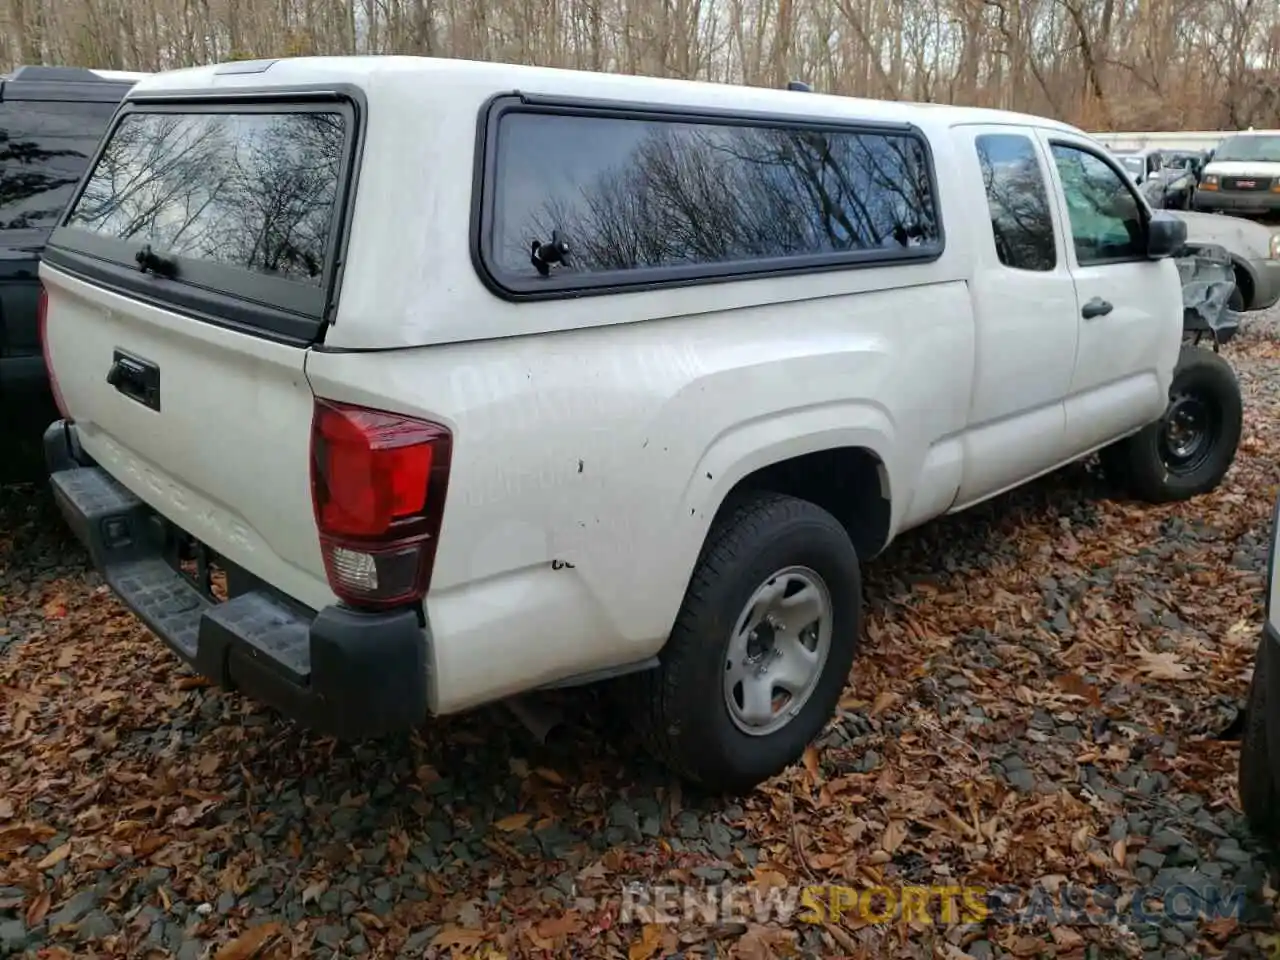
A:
<box><xmin>4</xmin><ymin>309</ymin><xmax>1280</xmax><ymax>960</ymax></box>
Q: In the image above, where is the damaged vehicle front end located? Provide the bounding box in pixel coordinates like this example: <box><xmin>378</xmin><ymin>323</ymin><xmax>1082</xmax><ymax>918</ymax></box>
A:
<box><xmin>1176</xmin><ymin>243</ymin><xmax>1242</xmax><ymax>351</ymax></box>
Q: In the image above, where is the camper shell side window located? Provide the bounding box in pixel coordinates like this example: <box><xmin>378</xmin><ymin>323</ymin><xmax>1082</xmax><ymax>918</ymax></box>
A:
<box><xmin>471</xmin><ymin>95</ymin><xmax>947</xmax><ymax>301</ymax></box>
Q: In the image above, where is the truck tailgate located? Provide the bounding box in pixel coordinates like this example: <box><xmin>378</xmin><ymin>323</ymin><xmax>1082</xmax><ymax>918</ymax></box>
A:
<box><xmin>41</xmin><ymin>266</ymin><xmax>332</xmax><ymax>611</ymax></box>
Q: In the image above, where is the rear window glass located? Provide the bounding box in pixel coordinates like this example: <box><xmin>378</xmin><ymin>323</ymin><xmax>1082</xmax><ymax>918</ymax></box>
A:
<box><xmin>479</xmin><ymin>104</ymin><xmax>941</xmax><ymax>297</ymax></box>
<box><xmin>0</xmin><ymin>100</ymin><xmax>118</xmax><ymax>232</ymax></box>
<box><xmin>64</xmin><ymin>110</ymin><xmax>346</xmax><ymax>285</ymax></box>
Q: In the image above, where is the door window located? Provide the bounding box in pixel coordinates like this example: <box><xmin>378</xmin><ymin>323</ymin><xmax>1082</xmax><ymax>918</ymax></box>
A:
<box><xmin>1050</xmin><ymin>144</ymin><xmax>1145</xmax><ymax>265</ymax></box>
<box><xmin>974</xmin><ymin>133</ymin><xmax>1056</xmax><ymax>271</ymax></box>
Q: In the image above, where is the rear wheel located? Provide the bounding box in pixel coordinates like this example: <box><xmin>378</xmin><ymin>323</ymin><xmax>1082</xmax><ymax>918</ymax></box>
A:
<box><xmin>1101</xmin><ymin>345</ymin><xmax>1242</xmax><ymax>502</ymax></box>
<box><xmin>629</xmin><ymin>491</ymin><xmax>861</xmax><ymax>794</ymax></box>
<box><xmin>1240</xmin><ymin>633</ymin><xmax>1280</xmax><ymax>848</ymax></box>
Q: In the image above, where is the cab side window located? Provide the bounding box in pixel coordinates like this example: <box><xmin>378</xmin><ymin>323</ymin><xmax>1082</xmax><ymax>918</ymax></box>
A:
<box><xmin>1050</xmin><ymin>144</ymin><xmax>1145</xmax><ymax>265</ymax></box>
<box><xmin>974</xmin><ymin>133</ymin><xmax>1056</xmax><ymax>272</ymax></box>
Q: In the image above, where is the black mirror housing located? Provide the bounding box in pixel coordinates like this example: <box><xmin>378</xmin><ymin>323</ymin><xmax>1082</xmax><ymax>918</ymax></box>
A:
<box><xmin>1147</xmin><ymin>210</ymin><xmax>1187</xmax><ymax>260</ymax></box>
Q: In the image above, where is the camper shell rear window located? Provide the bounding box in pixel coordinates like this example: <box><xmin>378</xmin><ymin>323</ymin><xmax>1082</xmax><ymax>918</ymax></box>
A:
<box><xmin>44</xmin><ymin>95</ymin><xmax>360</xmax><ymax>345</ymax></box>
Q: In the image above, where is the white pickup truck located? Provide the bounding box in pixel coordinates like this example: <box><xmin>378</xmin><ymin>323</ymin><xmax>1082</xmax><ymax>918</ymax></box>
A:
<box><xmin>38</xmin><ymin>57</ymin><xmax>1242</xmax><ymax>794</ymax></box>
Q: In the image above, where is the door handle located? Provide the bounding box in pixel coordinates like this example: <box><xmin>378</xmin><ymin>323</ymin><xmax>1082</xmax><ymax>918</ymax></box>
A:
<box><xmin>1081</xmin><ymin>297</ymin><xmax>1113</xmax><ymax>319</ymax></box>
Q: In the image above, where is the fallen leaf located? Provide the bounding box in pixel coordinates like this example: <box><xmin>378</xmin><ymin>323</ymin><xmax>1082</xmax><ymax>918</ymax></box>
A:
<box><xmin>26</xmin><ymin>891</ymin><xmax>51</xmax><ymax>927</ymax></box>
<box><xmin>431</xmin><ymin>926</ymin><xmax>486</xmax><ymax>949</ymax></box>
<box><xmin>802</xmin><ymin>745</ymin><xmax>821</xmax><ymax>783</ymax></box>
<box><xmin>214</xmin><ymin>922</ymin><xmax>281</xmax><ymax>960</ymax></box>
<box><xmin>0</xmin><ymin>799</ymin><xmax>13</xmax><ymax>820</ymax></box>
<box><xmin>1051</xmin><ymin>926</ymin><xmax>1084</xmax><ymax>948</ymax></box>
<box><xmin>536</xmin><ymin>910</ymin><xmax>584</xmax><ymax>939</ymax></box>
<box><xmin>37</xmin><ymin>842</ymin><xmax>71</xmax><ymax>869</ymax></box>
<box><xmin>494</xmin><ymin>813</ymin><xmax>533</xmax><ymax>832</ymax></box>
<box><xmin>870</xmin><ymin>691</ymin><xmax>899</xmax><ymax>716</ymax></box>
<box><xmin>1134</xmin><ymin>649</ymin><xmax>1193</xmax><ymax>681</ymax></box>
<box><xmin>534</xmin><ymin>767</ymin><xmax>565</xmax><ymax>785</ymax></box>
<box><xmin>629</xmin><ymin>924</ymin><xmax>663</xmax><ymax>960</ymax></box>
<box><xmin>135</xmin><ymin>835</ymin><xmax>171</xmax><ymax>857</ymax></box>
<box><xmin>880</xmin><ymin>820</ymin><xmax>907</xmax><ymax>854</ymax></box>
<box><xmin>301</xmin><ymin>881</ymin><xmax>327</xmax><ymax>905</ymax></box>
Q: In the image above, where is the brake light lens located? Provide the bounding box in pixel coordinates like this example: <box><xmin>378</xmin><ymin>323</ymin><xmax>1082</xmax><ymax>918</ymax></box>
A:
<box><xmin>38</xmin><ymin>286</ymin><xmax>70</xmax><ymax>420</ymax></box>
<box><xmin>310</xmin><ymin>399</ymin><xmax>452</xmax><ymax>610</ymax></box>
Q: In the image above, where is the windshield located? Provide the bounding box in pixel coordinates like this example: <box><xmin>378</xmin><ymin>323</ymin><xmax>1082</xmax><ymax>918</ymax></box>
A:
<box><xmin>1117</xmin><ymin>156</ymin><xmax>1144</xmax><ymax>179</ymax></box>
<box><xmin>1213</xmin><ymin>135</ymin><xmax>1280</xmax><ymax>163</ymax></box>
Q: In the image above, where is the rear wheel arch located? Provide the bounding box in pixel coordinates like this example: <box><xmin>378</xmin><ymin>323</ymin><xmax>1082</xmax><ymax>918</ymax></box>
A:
<box><xmin>714</xmin><ymin>446</ymin><xmax>893</xmax><ymax>562</ymax></box>
<box><xmin>1230</xmin><ymin>258</ymin><xmax>1255</xmax><ymax>310</ymax></box>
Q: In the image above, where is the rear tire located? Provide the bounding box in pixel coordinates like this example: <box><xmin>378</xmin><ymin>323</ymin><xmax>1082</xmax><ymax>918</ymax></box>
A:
<box><xmin>630</xmin><ymin>491</ymin><xmax>861</xmax><ymax>794</ymax></box>
<box><xmin>1240</xmin><ymin>633</ymin><xmax>1280</xmax><ymax>849</ymax></box>
<box><xmin>1101</xmin><ymin>345</ymin><xmax>1242</xmax><ymax>503</ymax></box>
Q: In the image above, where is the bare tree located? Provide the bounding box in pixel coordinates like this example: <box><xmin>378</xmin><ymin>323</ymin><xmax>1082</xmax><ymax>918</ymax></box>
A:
<box><xmin>2</xmin><ymin>0</ymin><xmax>1278</xmax><ymax>130</ymax></box>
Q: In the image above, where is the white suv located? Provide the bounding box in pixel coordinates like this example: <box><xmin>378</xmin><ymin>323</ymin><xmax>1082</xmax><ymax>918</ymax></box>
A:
<box><xmin>39</xmin><ymin>56</ymin><xmax>1242</xmax><ymax>793</ymax></box>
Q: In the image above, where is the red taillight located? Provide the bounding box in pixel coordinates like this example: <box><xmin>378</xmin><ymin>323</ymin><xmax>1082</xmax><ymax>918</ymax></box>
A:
<box><xmin>310</xmin><ymin>399</ymin><xmax>452</xmax><ymax>610</ymax></box>
<box><xmin>38</xmin><ymin>286</ymin><xmax>70</xmax><ymax>419</ymax></box>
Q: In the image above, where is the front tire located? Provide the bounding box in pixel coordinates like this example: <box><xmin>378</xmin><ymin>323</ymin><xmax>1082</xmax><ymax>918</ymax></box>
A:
<box><xmin>631</xmin><ymin>492</ymin><xmax>861</xmax><ymax>794</ymax></box>
<box><xmin>1101</xmin><ymin>344</ymin><xmax>1242</xmax><ymax>502</ymax></box>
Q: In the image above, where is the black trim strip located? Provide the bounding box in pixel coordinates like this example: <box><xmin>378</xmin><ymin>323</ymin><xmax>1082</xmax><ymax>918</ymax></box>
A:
<box><xmin>470</xmin><ymin>92</ymin><xmax>947</xmax><ymax>303</ymax></box>
<box><xmin>43</xmin><ymin>85</ymin><xmax>368</xmax><ymax>345</ymax></box>
<box><xmin>40</xmin><ymin>248</ymin><xmax>318</xmax><ymax>347</ymax></box>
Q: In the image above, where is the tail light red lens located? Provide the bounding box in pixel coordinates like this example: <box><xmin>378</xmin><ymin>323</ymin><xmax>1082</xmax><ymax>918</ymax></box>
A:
<box><xmin>38</xmin><ymin>286</ymin><xmax>70</xmax><ymax>420</ymax></box>
<box><xmin>310</xmin><ymin>399</ymin><xmax>452</xmax><ymax>610</ymax></box>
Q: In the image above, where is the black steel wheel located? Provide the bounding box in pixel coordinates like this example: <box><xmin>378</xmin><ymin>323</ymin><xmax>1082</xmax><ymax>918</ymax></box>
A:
<box><xmin>1100</xmin><ymin>345</ymin><xmax>1242</xmax><ymax>502</ymax></box>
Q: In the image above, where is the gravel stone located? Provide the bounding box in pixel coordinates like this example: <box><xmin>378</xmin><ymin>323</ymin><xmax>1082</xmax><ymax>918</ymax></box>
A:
<box><xmin>316</xmin><ymin>925</ymin><xmax>346</xmax><ymax>949</ymax></box>
<box><xmin>1162</xmin><ymin>926</ymin><xmax>1188</xmax><ymax>947</ymax></box>
<box><xmin>703</xmin><ymin>822</ymin><xmax>735</xmax><ymax>859</ymax></box>
<box><xmin>76</xmin><ymin>912</ymin><xmax>116</xmax><ymax>941</ymax></box>
<box><xmin>0</xmin><ymin>920</ymin><xmax>27</xmax><ymax>953</ymax></box>
<box><xmin>48</xmin><ymin>890</ymin><xmax>99</xmax><ymax>928</ymax></box>
<box><xmin>1006</xmin><ymin>768</ymin><xmax>1036</xmax><ymax>792</ymax></box>
<box><xmin>1136</xmin><ymin>848</ymin><xmax>1166</xmax><ymax>870</ymax></box>
<box><xmin>608</xmin><ymin>801</ymin><xmax>642</xmax><ymax>841</ymax></box>
<box><xmin>403</xmin><ymin>927</ymin><xmax>438</xmax><ymax>952</ymax></box>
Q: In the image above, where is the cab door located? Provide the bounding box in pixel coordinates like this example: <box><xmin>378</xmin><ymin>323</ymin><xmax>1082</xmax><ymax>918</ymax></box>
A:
<box><xmin>1035</xmin><ymin>130</ymin><xmax>1183</xmax><ymax>456</ymax></box>
<box><xmin>947</xmin><ymin>123</ymin><xmax>1078</xmax><ymax>508</ymax></box>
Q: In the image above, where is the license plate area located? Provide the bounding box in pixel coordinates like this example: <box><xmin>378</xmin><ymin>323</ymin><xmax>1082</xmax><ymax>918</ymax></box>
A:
<box><xmin>155</xmin><ymin>518</ymin><xmax>270</xmax><ymax>606</ymax></box>
<box><xmin>164</xmin><ymin>531</ymin><xmax>227</xmax><ymax>603</ymax></box>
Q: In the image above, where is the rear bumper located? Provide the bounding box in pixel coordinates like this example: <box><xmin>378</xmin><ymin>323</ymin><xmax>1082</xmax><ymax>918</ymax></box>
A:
<box><xmin>44</xmin><ymin>419</ymin><xmax>429</xmax><ymax>740</ymax></box>
<box><xmin>1193</xmin><ymin>189</ymin><xmax>1280</xmax><ymax>216</ymax></box>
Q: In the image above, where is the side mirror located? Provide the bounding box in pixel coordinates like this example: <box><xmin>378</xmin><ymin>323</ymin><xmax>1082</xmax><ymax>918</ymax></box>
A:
<box><xmin>1146</xmin><ymin>210</ymin><xmax>1187</xmax><ymax>259</ymax></box>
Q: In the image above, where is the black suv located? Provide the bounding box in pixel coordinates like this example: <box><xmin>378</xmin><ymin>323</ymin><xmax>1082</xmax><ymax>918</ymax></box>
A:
<box><xmin>1</xmin><ymin>66</ymin><xmax>143</xmax><ymax>406</ymax></box>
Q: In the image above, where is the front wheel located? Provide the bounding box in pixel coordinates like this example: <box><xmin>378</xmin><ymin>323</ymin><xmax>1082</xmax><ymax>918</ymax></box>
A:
<box><xmin>1100</xmin><ymin>344</ymin><xmax>1242</xmax><ymax>502</ymax></box>
<box><xmin>629</xmin><ymin>491</ymin><xmax>861</xmax><ymax>794</ymax></box>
